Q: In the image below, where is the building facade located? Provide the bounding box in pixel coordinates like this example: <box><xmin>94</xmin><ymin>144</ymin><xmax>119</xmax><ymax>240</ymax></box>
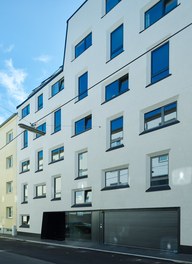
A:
<box><xmin>0</xmin><ymin>114</ymin><xmax>17</xmax><ymax>235</ymax></box>
<box><xmin>17</xmin><ymin>0</ymin><xmax>192</xmax><ymax>253</ymax></box>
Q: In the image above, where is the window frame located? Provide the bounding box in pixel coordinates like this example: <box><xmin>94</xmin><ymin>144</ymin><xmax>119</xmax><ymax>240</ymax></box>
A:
<box><xmin>6</xmin><ymin>181</ymin><xmax>13</xmax><ymax>194</ymax></box>
<box><xmin>77</xmin><ymin>151</ymin><xmax>88</xmax><ymax>179</ymax></box>
<box><xmin>51</xmin><ymin>78</ymin><xmax>64</xmax><ymax>97</ymax></box>
<box><xmin>37</xmin><ymin>93</ymin><xmax>43</xmax><ymax>111</ymax></box>
<box><xmin>105</xmin><ymin>74</ymin><xmax>129</xmax><ymax>102</ymax></box>
<box><xmin>110</xmin><ymin>24</ymin><xmax>124</xmax><ymax>59</ymax></box>
<box><xmin>53</xmin><ymin>109</ymin><xmax>61</xmax><ymax>133</ymax></box>
<box><xmin>21</xmin><ymin>160</ymin><xmax>30</xmax><ymax>173</ymax></box>
<box><xmin>106</xmin><ymin>0</ymin><xmax>121</xmax><ymax>14</ymax></box>
<box><xmin>110</xmin><ymin>116</ymin><xmax>124</xmax><ymax>149</ymax></box>
<box><xmin>21</xmin><ymin>104</ymin><xmax>30</xmax><ymax>119</ymax></box>
<box><xmin>74</xmin><ymin>115</ymin><xmax>92</xmax><ymax>136</ymax></box>
<box><xmin>20</xmin><ymin>215</ymin><xmax>30</xmax><ymax>228</ymax></box>
<box><xmin>37</xmin><ymin>150</ymin><xmax>43</xmax><ymax>171</ymax></box>
<box><xmin>35</xmin><ymin>122</ymin><xmax>46</xmax><ymax>138</ymax></box>
<box><xmin>78</xmin><ymin>72</ymin><xmax>88</xmax><ymax>101</ymax></box>
<box><xmin>75</xmin><ymin>32</ymin><xmax>92</xmax><ymax>59</ymax></box>
<box><xmin>6</xmin><ymin>155</ymin><xmax>13</xmax><ymax>169</ymax></box>
<box><xmin>51</xmin><ymin>146</ymin><xmax>64</xmax><ymax>163</ymax></box>
<box><xmin>53</xmin><ymin>176</ymin><xmax>61</xmax><ymax>200</ymax></box>
<box><xmin>143</xmin><ymin>101</ymin><xmax>178</xmax><ymax>133</ymax></box>
<box><xmin>6</xmin><ymin>207</ymin><xmax>13</xmax><ymax>219</ymax></box>
<box><xmin>73</xmin><ymin>189</ymin><xmax>92</xmax><ymax>207</ymax></box>
<box><xmin>23</xmin><ymin>184</ymin><xmax>28</xmax><ymax>203</ymax></box>
<box><xmin>6</xmin><ymin>130</ymin><xmax>13</xmax><ymax>144</ymax></box>
<box><xmin>35</xmin><ymin>184</ymin><xmax>46</xmax><ymax>199</ymax></box>
<box><xmin>145</xmin><ymin>0</ymin><xmax>178</xmax><ymax>29</ymax></box>
<box><xmin>103</xmin><ymin>167</ymin><xmax>129</xmax><ymax>190</ymax></box>
<box><xmin>23</xmin><ymin>130</ymin><xmax>28</xmax><ymax>148</ymax></box>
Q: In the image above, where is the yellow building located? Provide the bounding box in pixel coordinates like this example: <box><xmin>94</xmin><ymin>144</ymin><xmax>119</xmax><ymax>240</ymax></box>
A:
<box><xmin>0</xmin><ymin>113</ymin><xmax>17</xmax><ymax>235</ymax></box>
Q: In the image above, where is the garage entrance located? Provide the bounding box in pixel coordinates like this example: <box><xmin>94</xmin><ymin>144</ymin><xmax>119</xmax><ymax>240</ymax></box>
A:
<box><xmin>103</xmin><ymin>208</ymin><xmax>179</xmax><ymax>252</ymax></box>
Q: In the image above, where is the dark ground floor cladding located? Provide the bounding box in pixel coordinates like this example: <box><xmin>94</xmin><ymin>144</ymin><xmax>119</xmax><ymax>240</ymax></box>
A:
<box><xmin>40</xmin><ymin>207</ymin><xmax>180</xmax><ymax>253</ymax></box>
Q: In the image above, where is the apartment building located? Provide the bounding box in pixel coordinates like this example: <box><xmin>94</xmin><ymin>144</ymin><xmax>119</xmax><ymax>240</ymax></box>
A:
<box><xmin>16</xmin><ymin>0</ymin><xmax>192</xmax><ymax>253</ymax></box>
<box><xmin>0</xmin><ymin>114</ymin><xmax>17</xmax><ymax>235</ymax></box>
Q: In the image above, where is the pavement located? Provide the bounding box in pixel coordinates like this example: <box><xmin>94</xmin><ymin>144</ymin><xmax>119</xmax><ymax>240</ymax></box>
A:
<box><xmin>0</xmin><ymin>233</ymin><xmax>192</xmax><ymax>264</ymax></box>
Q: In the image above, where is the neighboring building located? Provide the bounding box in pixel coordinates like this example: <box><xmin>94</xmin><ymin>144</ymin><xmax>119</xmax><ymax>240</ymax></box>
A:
<box><xmin>17</xmin><ymin>0</ymin><xmax>192</xmax><ymax>253</ymax></box>
<box><xmin>0</xmin><ymin>114</ymin><xmax>17</xmax><ymax>235</ymax></box>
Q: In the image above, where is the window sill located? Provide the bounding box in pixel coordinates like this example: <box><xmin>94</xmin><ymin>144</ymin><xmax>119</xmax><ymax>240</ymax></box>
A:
<box><xmin>75</xmin><ymin>175</ymin><xmax>88</xmax><ymax>180</ymax></box>
<box><xmin>101</xmin><ymin>89</ymin><xmax>129</xmax><ymax>105</ymax></box>
<box><xmin>71</xmin><ymin>128</ymin><xmax>92</xmax><ymax>138</ymax></box>
<box><xmin>19</xmin><ymin>225</ymin><xmax>30</xmax><ymax>228</ymax></box>
<box><xmin>51</xmin><ymin>197</ymin><xmax>61</xmax><ymax>201</ymax></box>
<box><xmin>106</xmin><ymin>50</ymin><xmax>124</xmax><ymax>64</ymax></box>
<box><xmin>146</xmin><ymin>73</ymin><xmax>172</xmax><ymax>88</ymax></box>
<box><xmin>35</xmin><ymin>108</ymin><xmax>43</xmax><ymax>113</ymax></box>
<box><xmin>139</xmin><ymin>4</ymin><xmax>181</xmax><ymax>33</ymax></box>
<box><xmin>101</xmin><ymin>184</ymin><xmax>129</xmax><ymax>191</ymax></box>
<box><xmin>19</xmin><ymin>170</ymin><xmax>30</xmax><ymax>174</ymax></box>
<box><xmin>21</xmin><ymin>201</ymin><xmax>28</xmax><ymax>204</ymax></box>
<box><xmin>74</xmin><ymin>95</ymin><xmax>88</xmax><ymax>104</ymax></box>
<box><xmin>21</xmin><ymin>146</ymin><xmax>28</xmax><ymax>150</ymax></box>
<box><xmin>51</xmin><ymin>129</ymin><xmax>61</xmax><ymax>135</ymax></box>
<box><xmin>146</xmin><ymin>185</ymin><xmax>171</xmax><ymax>192</ymax></box>
<box><xmin>48</xmin><ymin>158</ymin><xmax>64</xmax><ymax>165</ymax></box>
<box><xmin>35</xmin><ymin>169</ymin><xmax>43</xmax><ymax>173</ymax></box>
<box><xmin>106</xmin><ymin>144</ymin><xmax>124</xmax><ymax>152</ymax></box>
<box><xmin>139</xmin><ymin>120</ymin><xmax>180</xmax><ymax>135</ymax></box>
<box><xmin>33</xmin><ymin>196</ymin><xmax>46</xmax><ymax>199</ymax></box>
<box><xmin>72</xmin><ymin>203</ymin><xmax>92</xmax><ymax>208</ymax></box>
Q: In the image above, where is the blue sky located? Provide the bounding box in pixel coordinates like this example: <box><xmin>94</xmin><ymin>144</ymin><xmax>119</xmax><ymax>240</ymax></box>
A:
<box><xmin>0</xmin><ymin>0</ymin><xmax>85</xmax><ymax>124</ymax></box>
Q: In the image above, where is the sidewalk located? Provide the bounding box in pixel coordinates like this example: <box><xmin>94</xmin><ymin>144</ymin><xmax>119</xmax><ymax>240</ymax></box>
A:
<box><xmin>1</xmin><ymin>234</ymin><xmax>192</xmax><ymax>264</ymax></box>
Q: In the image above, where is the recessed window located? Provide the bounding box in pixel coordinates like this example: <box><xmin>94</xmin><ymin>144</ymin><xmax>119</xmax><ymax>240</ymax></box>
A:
<box><xmin>74</xmin><ymin>189</ymin><xmax>92</xmax><ymax>206</ymax></box>
<box><xmin>6</xmin><ymin>181</ymin><xmax>13</xmax><ymax>193</ymax></box>
<box><xmin>145</xmin><ymin>0</ymin><xmax>178</xmax><ymax>29</ymax></box>
<box><xmin>78</xmin><ymin>72</ymin><xmax>88</xmax><ymax>101</ymax></box>
<box><xmin>23</xmin><ymin>184</ymin><xmax>28</xmax><ymax>203</ymax></box>
<box><xmin>144</xmin><ymin>102</ymin><xmax>177</xmax><ymax>132</ymax></box>
<box><xmin>37</xmin><ymin>150</ymin><xmax>43</xmax><ymax>171</ymax></box>
<box><xmin>20</xmin><ymin>215</ymin><xmax>30</xmax><ymax>228</ymax></box>
<box><xmin>36</xmin><ymin>123</ymin><xmax>46</xmax><ymax>138</ymax></box>
<box><xmin>6</xmin><ymin>130</ymin><xmax>13</xmax><ymax>144</ymax></box>
<box><xmin>149</xmin><ymin>154</ymin><xmax>170</xmax><ymax>191</ymax></box>
<box><xmin>105</xmin><ymin>168</ymin><xmax>128</xmax><ymax>189</ymax></box>
<box><xmin>23</xmin><ymin>130</ymin><xmax>28</xmax><ymax>148</ymax></box>
<box><xmin>6</xmin><ymin>155</ymin><xmax>13</xmax><ymax>169</ymax></box>
<box><xmin>151</xmin><ymin>42</ymin><xmax>169</xmax><ymax>84</ymax></box>
<box><xmin>21</xmin><ymin>160</ymin><xmax>30</xmax><ymax>173</ymax></box>
<box><xmin>51</xmin><ymin>146</ymin><xmax>64</xmax><ymax>163</ymax></box>
<box><xmin>78</xmin><ymin>151</ymin><xmax>88</xmax><ymax>178</ymax></box>
<box><xmin>6</xmin><ymin>207</ymin><xmax>13</xmax><ymax>218</ymax></box>
<box><xmin>75</xmin><ymin>115</ymin><xmax>92</xmax><ymax>135</ymax></box>
<box><xmin>51</xmin><ymin>78</ymin><xmax>64</xmax><ymax>97</ymax></box>
<box><xmin>53</xmin><ymin>176</ymin><xmax>61</xmax><ymax>200</ymax></box>
<box><xmin>37</xmin><ymin>94</ymin><xmax>43</xmax><ymax>111</ymax></box>
<box><xmin>54</xmin><ymin>109</ymin><xmax>61</xmax><ymax>133</ymax></box>
<box><xmin>75</xmin><ymin>32</ymin><xmax>92</xmax><ymax>59</ymax></box>
<box><xmin>106</xmin><ymin>0</ymin><xmax>121</xmax><ymax>13</ymax></box>
<box><xmin>110</xmin><ymin>24</ymin><xmax>123</xmax><ymax>59</ymax></box>
<box><xmin>35</xmin><ymin>184</ymin><xmax>46</xmax><ymax>198</ymax></box>
<box><xmin>22</xmin><ymin>104</ymin><xmax>30</xmax><ymax>118</ymax></box>
<box><xmin>105</xmin><ymin>74</ymin><xmax>129</xmax><ymax>102</ymax></box>
<box><xmin>110</xmin><ymin>116</ymin><xmax>123</xmax><ymax>148</ymax></box>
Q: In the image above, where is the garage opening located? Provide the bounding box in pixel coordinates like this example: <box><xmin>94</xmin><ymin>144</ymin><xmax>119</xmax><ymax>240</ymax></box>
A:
<box><xmin>41</xmin><ymin>211</ymin><xmax>65</xmax><ymax>240</ymax></box>
<box><xmin>104</xmin><ymin>208</ymin><xmax>179</xmax><ymax>252</ymax></box>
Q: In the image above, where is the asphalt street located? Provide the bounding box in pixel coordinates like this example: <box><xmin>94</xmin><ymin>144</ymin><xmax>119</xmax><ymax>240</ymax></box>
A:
<box><xmin>0</xmin><ymin>237</ymin><xmax>186</xmax><ymax>264</ymax></box>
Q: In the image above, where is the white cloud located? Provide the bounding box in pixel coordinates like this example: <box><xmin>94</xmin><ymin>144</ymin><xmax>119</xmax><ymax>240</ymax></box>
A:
<box><xmin>0</xmin><ymin>59</ymin><xmax>28</xmax><ymax>102</ymax></box>
<box><xmin>33</xmin><ymin>54</ymin><xmax>52</xmax><ymax>63</ymax></box>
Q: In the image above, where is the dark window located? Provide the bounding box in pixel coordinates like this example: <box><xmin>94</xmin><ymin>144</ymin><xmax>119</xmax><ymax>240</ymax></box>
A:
<box><xmin>21</xmin><ymin>215</ymin><xmax>30</xmax><ymax>228</ymax></box>
<box><xmin>36</xmin><ymin>123</ymin><xmax>46</xmax><ymax>138</ymax></box>
<box><xmin>23</xmin><ymin>130</ymin><xmax>28</xmax><ymax>148</ymax></box>
<box><xmin>110</xmin><ymin>24</ymin><xmax>123</xmax><ymax>59</ymax></box>
<box><xmin>37</xmin><ymin>94</ymin><xmax>43</xmax><ymax>110</ymax></box>
<box><xmin>75</xmin><ymin>33</ymin><xmax>92</xmax><ymax>58</ymax></box>
<box><xmin>53</xmin><ymin>177</ymin><xmax>61</xmax><ymax>199</ymax></box>
<box><xmin>150</xmin><ymin>154</ymin><xmax>169</xmax><ymax>188</ymax></box>
<box><xmin>51</xmin><ymin>146</ymin><xmax>64</xmax><ymax>162</ymax></box>
<box><xmin>145</xmin><ymin>0</ymin><xmax>178</xmax><ymax>28</ymax></box>
<box><xmin>144</xmin><ymin>102</ymin><xmax>177</xmax><ymax>131</ymax></box>
<box><xmin>35</xmin><ymin>184</ymin><xmax>46</xmax><ymax>198</ymax></box>
<box><xmin>105</xmin><ymin>168</ymin><xmax>128</xmax><ymax>187</ymax></box>
<box><xmin>74</xmin><ymin>190</ymin><xmax>92</xmax><ymax>205</ymax></box>
<box><xmin>106</xmin><ymin>0</ymin><xmax>121</xmax><ymax>13</ymax></box>
<box><xmin>75</xmin><ymin>115</ymin><xmax>92</xmax><ymax>135</ymax></box>
<box><xmin>78</xmin><ymin>72</ymin><xmax>88</xmax><ymax>101</ymax></box>
<box><xmin>105</xmin><ymin>74</ymin><xmax>128</xmax><ymax>101</ymax></box>
<box><xmin>22</xmin><ymin>104</ymin><xmax>30</xmax><ymax>118</ymax></box>
<box><xmin>54</xmin><ymin>109</ymin><xmax>61</xmax><ymax>132</ymax></box>
<box><xmin>51</xmin><ymin>78</ymin><xmax>64</xmax><ymax>97</ymax></box>
<box><xmin>23</xmin><ymin>184</ymin><xmax>28</xmax><ymax>203</ymax></box>
<box><xmin>151</xmin><ymin>42</ymin><xmax>169</xmax><ymax>84</ymax></box>
<box><xmin>21</xmin><ymin>160</ymin><xmax>30</xmax><ymax>172</ymax></box>
<box><xmin>37</xmin><ymin>150</ymin><xmax>43</xmax><ymax>171</ymax></box>
<box><xmin>78</xmin><ymin>151</ymin><xmax>88</xmax><ymax>178</ymax></box>
<box><xmin>110</xmin><ymin>116</ymin><xmax>123</xmax><ymax>148</ymax></box>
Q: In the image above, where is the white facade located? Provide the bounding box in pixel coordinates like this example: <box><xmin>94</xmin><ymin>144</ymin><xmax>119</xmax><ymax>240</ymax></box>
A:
<box><xmin>17</xmin><ymin>0</ymin><xmax>192</xmax><ymax>252</ymax></box>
